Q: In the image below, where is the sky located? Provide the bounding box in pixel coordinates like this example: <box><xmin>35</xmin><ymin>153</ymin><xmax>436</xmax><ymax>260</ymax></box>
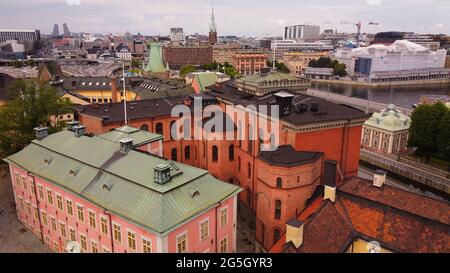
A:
<box><xmin>0</xmin><ymin>0</ymin><xmax>449</xmax><ymax>37</ymax></box>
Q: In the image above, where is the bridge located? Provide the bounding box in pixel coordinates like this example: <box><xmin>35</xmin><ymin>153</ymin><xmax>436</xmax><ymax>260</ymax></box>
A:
<box><xmin>306</xmin><ymin>89</ymin><xmax>413</xmax><ymax>116</ymax></box>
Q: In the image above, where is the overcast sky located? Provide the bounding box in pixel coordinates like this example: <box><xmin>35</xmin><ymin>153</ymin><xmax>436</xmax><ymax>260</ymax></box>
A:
<box><xmin>0</xmin><ymin>0</ymin><xmax>449</xmax><ymax>37</ymax></box>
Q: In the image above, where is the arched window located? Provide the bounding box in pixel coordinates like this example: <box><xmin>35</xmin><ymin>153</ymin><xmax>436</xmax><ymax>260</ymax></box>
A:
<box><xmin>155</xmin><ymin>122</ymin><xmax>163</xmax><ymax>135</ymax></box>
<box><xmin>229</xmin><ymin>145</ymin><xmax>234</xmax><ymax>161</ymax></box>
<box><xmin>212</xmin><ymin>146</ymin><xmax>219</xmax><ymax>162</ymax></box>
<box><xmin>184</xmin><ymin>146</ymin><xmax>191</xmax><ymax>160</ymax></box>
<box><xmin>171</xmin><ymin>148</ymin><xmax>177</xmax><ymax>161</ymax></box>
<box><xmin>274</xmin><ymin>229</ymin><xmax>281</xmax><ymax>245</ymax></box>
<box><xmin>276</xmin><ymin>178</ymin><xmax>282</xmax><ymax>189</ymax></box>
<box><xmin>274</xmin><ymin>200</ymin><xmax>281</xmax><ymax>220</ymax></box>
<box><xmin>140</xmin><ymin>124</ymin><xmax>149</xmax><ymax>131</ymax></box>
<box><xmin>170</xmin><ymin>121</ymin><xmax>176</xmax><ymax>140</ymax></box>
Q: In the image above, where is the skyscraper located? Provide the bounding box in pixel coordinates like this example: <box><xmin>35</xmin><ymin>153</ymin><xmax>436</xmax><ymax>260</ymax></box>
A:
<box><xmin>62</xmin><ymin>23</ymin><xmax>71</xmax><ymax>37</ymax></box>
<box><xmin>209</xmin><ymin>2</ymin><xmax>217</xmax><ymax>45</ymax></box>
<box><xmin>52</xmin><ymin>24</ymin><xmax>59</xmax><ymax>37</ymax></box>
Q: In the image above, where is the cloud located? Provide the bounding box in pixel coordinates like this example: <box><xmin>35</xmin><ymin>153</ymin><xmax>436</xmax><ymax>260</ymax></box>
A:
<box><xmin>366</xmin><ymin>0</ymin><xmax>382</xmax><ymax>6</ymax></box>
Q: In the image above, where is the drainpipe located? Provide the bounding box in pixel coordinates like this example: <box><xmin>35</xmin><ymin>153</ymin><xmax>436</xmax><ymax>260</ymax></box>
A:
<box><xmin>339</xmin><ymin>119</ymin><xmax>351</xmax><ymax>182</ymax></box>
<box><xmin>103</xmin><ymin>210</ymin><xmax>115</xmax><ymax>253</ymax></box>
<box><xmin>28</xmin><ymin>172</ymin><xmax>44</xmax><ymax>245</ymax></box>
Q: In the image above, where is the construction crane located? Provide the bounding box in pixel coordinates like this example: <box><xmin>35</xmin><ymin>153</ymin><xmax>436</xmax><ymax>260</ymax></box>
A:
<box><xmin>342</xmin><ymin>21</ymin><xmax>379</xmax><ymax>47</ymax></box>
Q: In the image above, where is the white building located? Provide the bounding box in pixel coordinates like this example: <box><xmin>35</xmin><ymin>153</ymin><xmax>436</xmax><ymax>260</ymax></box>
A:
<box><xmin>284</xmin><ymin>25</ymin><xmax>320</xmax><ymax>41</ymax></box>
<box><xmin>170</xmin><ymin>28</ymin><xmax>185</xmax><ymax>44</ymax></box>
<box><xmin>0</xmin><ymin>29</ymin><xmax>40</xmax><ymax>43</ymax></box>
<box><xmin>117</xmin><ymin>48</ymin><xmax>132</xmax><ymax>61</ymax></box>
<box><xmin>271</xmin><ymin>40</ymin><xmax>333</xmax><ymax>60</ymax></box>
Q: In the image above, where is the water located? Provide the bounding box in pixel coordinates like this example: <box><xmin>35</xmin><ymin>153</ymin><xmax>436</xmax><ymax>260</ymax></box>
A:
<box><xmin>311</xmin><ymin>82</ymin><xmax>450</xmax><ymax>109</ymax></box>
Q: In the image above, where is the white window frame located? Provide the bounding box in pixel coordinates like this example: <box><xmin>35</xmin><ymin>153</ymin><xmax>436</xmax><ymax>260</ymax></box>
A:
<box><xmin>176</xmin><ymin>231</ymin><xmax>188</xmax><ymax>253</ymax></box>
<box><xmin>126</xmin><ymin>228</ymin><xmax>137</xmax><ymax>252</ymax></box>
<box><xmin>220</xmin><ymin>206</ymin><xmax>229</xmax><ymax>228</ymax></box>
<box><xmin>112</xmin><ymin>221</ymin><xmax>122</xmax><ymax>243</ymax></box>
<box><xmin>66</xmin><ymin>198</ymin><xmax>74</xmax><ymax>217</ymax></box>
<box><xmin>87</xmin><ymin>209</ymin><xmax>97</xmax><ymax>230</ymax></box>
<box><xmin>199</xmin><ymin>218</ymin><xmax>210</xmax><ymax>241</ymax></box>
<box><xmin>76</xmin><ymin>203</ymin><xmax>84</xmax><ymax>223</ymax></box>
<box><xmin>141</xmin><ymin>236</ymin><xmax>152</xmax><ymax>253</ymax></box>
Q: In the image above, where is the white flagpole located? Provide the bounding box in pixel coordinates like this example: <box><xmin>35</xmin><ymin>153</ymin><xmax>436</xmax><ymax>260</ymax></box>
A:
<box><xmin>122</xmin><ymin>62</ymin><xmax>128</xmax><ymax>125</ymax></box>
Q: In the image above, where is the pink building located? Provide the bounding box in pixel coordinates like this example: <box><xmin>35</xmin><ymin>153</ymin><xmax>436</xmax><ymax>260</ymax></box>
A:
<box><xmin>4</xmin><ymin>125</ymin><xmax>241</xmax><ymax>253</ymax></box>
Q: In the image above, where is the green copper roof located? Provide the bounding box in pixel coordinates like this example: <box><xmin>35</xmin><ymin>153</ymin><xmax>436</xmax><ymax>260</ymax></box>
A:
<box><xmin>99</xmin><ymin>126</ymin><xmax>162</xmax><ymax>146</ymax></box>
<box><xmin>145</xmin><ymin>42</ymin><xmax>167</xmax><ymax>73</ymax></box>
<box><xmin>4</xmin><ymin>130</ymin><xmax>241</xmax><ymax>235</ymax></box>
<box><xmin>238</xmin><ymin>71</ymin><xmax>298</xmax><ymax>84</ymax></box>
<box><xmin>364</xmin><ymin>104</ymin><xmax>411</xmax><ymax>132</ymax></box>
<box><xmin>194</xmin><ymin>72</ymin><xmax>218</xmax><ymax>92</ymax></box>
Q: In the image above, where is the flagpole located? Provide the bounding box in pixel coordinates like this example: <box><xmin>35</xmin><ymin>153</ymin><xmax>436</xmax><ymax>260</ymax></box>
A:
<box><xmin>122</xmin><ymin>62</ymin><xmax>128</xmax><ymax>125</ymax></box>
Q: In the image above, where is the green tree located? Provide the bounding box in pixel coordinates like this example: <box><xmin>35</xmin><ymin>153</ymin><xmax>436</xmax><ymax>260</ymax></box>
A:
<box><xmin>408</xmin><ymin>102</ymin><xmax>448</xmax><ymax>163</ymax></box>
<box><xmin>0</xmin><ymin>80</ymin><xmax>73</xmax><ymax>157</ymax></box>
<box><xmin>266</xmin><ymin>60</ymin><xmax>290</xmax><ymax>73</ymax></box>
<box><xmin>437</xmin><ymin>109</ymin><xmax>450</xmax><ymax>162</ymax></box>
<box><xmin>131</xmin><ymin>58</ymin><xmax>142</xmax><ymax>69</ymax></box>
<box><xmin>202</xmin><ymin>61</ymin><xmax>219</xmax><ymax>71</ymax></box>
<box><xmin>180</xmin><ymin>65</ymin><xmax>197</xmax><ymax>77</ymax></box>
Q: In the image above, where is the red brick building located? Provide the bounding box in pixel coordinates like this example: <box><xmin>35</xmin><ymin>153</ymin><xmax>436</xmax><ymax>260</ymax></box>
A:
<box><xmin>162</xmin><ymin>45</ymin><xmax>213</xmax><ymax>69</ymax></box>
<box><xmin>230</xmin><ymin>51</ymin><xmax>269</xmax><ymax>76</ymax></box>
<box><xmin>76</xmin><ymin>77</ymin><xmax>368</xmax><ymax>251</ymax></box>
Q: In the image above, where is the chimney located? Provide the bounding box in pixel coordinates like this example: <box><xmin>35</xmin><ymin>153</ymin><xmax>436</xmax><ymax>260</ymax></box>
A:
<box><xmin>119</xmin><ymin>138</ymin><xmax>133</xmax><ymax>153</ymax></box>
<box><xmin>34</xmin><ymin>127</ymin><xmax>48</xmax><ymax>141</ymax></box>
<box><xmin>323</xmin><ymin>160</ymin><xmax>337</xmax><ymax>202</ymax></box>
<box><xmin>66</xmin><ymin>121</ymin><xmax>79</xmax><ymax>131</ymax></box>
<box><xmin>274</xmin><ymin>91</ymin><xmax>294</xmax><ymax>117</ymax></box>
<box><xmin>154</xmin><ymin>163</ymin><xmax>171</xmax><ymax>184</ymax></box>
<box><xmin>373</xmin><ymin>170</ymin><xmax>387</xmax><ymax>188</ymax></box>
<box><xmin>286</xmin><ymin>219</ymin><xmax>304</xmax><ymax>248</ymax></box>
<box><xmin>73</xmin><ymin>125</ymin><xmax>86</xmax><ymax>138</ymax></box>
<box><xmin>111</xmin><ymin>77</ymin><xmax>118</xmax><ymax>103</ymax></box>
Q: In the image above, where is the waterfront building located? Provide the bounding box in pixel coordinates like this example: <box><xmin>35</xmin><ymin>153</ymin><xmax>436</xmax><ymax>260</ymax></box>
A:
<box><xmin>230</xmin><ymin>51</ymin><xmax>268</xmax><ymax>76</ymax></box>
<box><xmin>362</xmin><ymin>104</ymin><xmax>411</xmax><ymax>155</ymax></box>
<box><xmin>4</xmin><ymin>125</ymin><xmax>241</xmax><ymax>253</ymax></box>
<box><xmin>284</xmin><ymin>25</ymin><xmax>320</xmax><ymax>41</ymax></box>
<box><xmin>282</xmin><ymin>51</ymin><xmax>330</xmax><ymax>76</ymax></box>
<box><xmin>304</xmin><ymin>67</ymin><xmax>334</xmax><ymax>80</ymax></box>
<box><xmin>0</xmin><ymin>29</ymin><xmax>41</xmax><ymax>43</ymax></box>
<box><xmin>271</xmin><ymin>40</ymin><xmax>333</xmax><ymax>60</ymax></box>
<box><xmin>270</xmin><ymin>171</ymin><xmax>450</xmax><ymax>253</ymax></box>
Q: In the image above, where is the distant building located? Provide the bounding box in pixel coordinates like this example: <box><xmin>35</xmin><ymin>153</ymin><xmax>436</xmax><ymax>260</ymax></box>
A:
<box><xmin>230</xmin><ymin>51</ymin><xmax>268</xmax><ymax>76</ymax></box>
<box><xmin>284</xmin><ymin>25</ymin><xmax>320</xmax><ymax>41</ymax></box>
<box><xmin>62</xmin><ymin>23</ymin><xmax>71</xmax><ymax>38</ymax></box>
<box><xmin>169</xmin><ymin>28</ymin><xmax>185</xmax><ymax>43</ymax></box>
<box><xmin>0</xmin><ymin>29</ymin><xmax>41</xmax><ymax>43</ymax></box>
<box><xmin>117</xmin><ymin>47</ymin><xmax>132</xmax><ymax>61</ymax></box>
<box><xmin>304</xmin><ymin>67</ymin><xmax>334</xmax><ymax>80</ymax></box>
<box><xmin>0</xmin><ymin>66</ymin><xmax>38</xmax><ymax>105</ymax></box>
<box><xmin>213</xmin><ymin>43</ymin><xmax>241</xmax><ymax>64</ymax></box>
<box><xmin>282</xmin><ymin>51</ymin><xmax>330</xmax><ymax>76</ymax></box>
<box><xmin>52</xmin><ymin>24</ymin><xmax>60</xmax><ymax>37</ymax></box>
<box><xmin>362</xmin><ymin>104</ymin><xmax>411</xmax><ymax>155</ymax></box>
<box><xmin>162</xmin><ymin>45</ymin><xmax>213</xmax><ymax>69</ymax></box>
<box><xmin>209</xmin><ymin>4</ymin><xmax>218</xmax><ymax>45</ymax></box>
<box><xmin>185</xmin><ymin>71</ymin><xmax>230</xmax><ymax>93</ymax></box>
<box><xmin>0</xmin><ymin>40</ymin><xmax>26</xmax><ymax>60</ymax></box>
<box><xmin>271</xmin><ymin>40</ymin><xmax>333</xmax><ymax>60</ymax></box>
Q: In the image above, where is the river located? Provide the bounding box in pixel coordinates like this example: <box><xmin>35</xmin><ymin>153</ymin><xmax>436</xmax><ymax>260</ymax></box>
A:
<box><xmin>311</xmin><ymin>82</ymin><xmax>450</xmax><ymax>109</ymax></box>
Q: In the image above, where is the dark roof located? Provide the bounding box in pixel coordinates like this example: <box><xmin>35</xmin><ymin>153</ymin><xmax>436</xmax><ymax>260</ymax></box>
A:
<box><xmin>259</xmin><ymin>145</ymin><xmax>323</xmax><ymax>167</ymax></box>
<box><xmin>279</xmin><ymin>177</ymin><xmax>450</xmax><ymax>253</ymax></box>
<box><xmin>131</xmin><ymin>78</ymin><xmax>194</xmax><ymax>100</ymax></box>
<box><xmin>76</xmin><ymin>96</ymin><xmax>192</xmax><ymax>123</ymax></box>
<box><xmin>208</xmin><ymin>83</ymin><xmax>369</xmax><ymax>126</ymax></box>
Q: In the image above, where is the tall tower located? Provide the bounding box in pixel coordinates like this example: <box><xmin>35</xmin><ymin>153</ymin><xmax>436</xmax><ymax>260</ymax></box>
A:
<box><xmin>209</xmin><ymin>2</ymin><xmax>218</xmax><ymax>45</ymax></box>
<box><xmin>62</xmin><ymin>23</ymin><xmax>71</xmax><ymax>37</ymax></box>
<box><xmin>52</xmin><ymin>24</ymin><xmax>60</xmax><ymax>37</ymax></box>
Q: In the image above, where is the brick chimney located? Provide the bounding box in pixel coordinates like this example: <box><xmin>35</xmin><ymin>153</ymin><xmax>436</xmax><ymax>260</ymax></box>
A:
<box><xmin>111</xmin><ymin>76</ymin><xmax>119</xmax><ymax>103</ymax></box>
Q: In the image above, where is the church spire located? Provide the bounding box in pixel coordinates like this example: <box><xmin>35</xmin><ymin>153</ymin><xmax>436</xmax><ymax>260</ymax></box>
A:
<box><xmin>209</xmin><ymin>1</ymin><xmax>217</xmax><ymax>33</ymax></box>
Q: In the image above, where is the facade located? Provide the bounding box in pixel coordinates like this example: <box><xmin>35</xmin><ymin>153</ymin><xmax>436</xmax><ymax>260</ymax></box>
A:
<box><xmin>170</xmin><ymin>28</ymin><xmax>185</xmax><ymax>43</ymax></box>
<box><xmin>271</xmin><ymin>40</ymin><xmax>333</xmax><ymax>60</ymax></box>
<box><xmin>304</xmin><ymin>67</ymin><xmax>334</xmax><ymax>80</ymax></box>
<box><xmin>76</xmin><ymin>79</ymin><xmax>369</xmax><ymax>251</ymax></box>
<box><xmin>282</xmin><ymin>51</ymin><xmax>330</xmax><ymax>76</ymax></box>
<box><xmin>270</xmin><ymin>172</ymin><xmax>450</xmax><ymax>253</ymax></box>
<box><xmin>162</xmin><ymin>45</ymin><xmax>213</xmax><ymax>69</ymax></box>
<box><xmin>213</xmin><ymin>43</ymin><xmax>241</xmax><ymax>64</ymax></box>
<box><xmin>362</xmin><ymin>104</ymin><xmax>411</xmax><ymax>155</ymax></box>
<box><xmin>187</xmin><ymin>72</ymin><xmax>230</xmax><ymax>93</ymax></box>
<box><xmin>4</xmin><ymin>125</ymin><xmax>241</xmax><ymax>253</ymax></box>
<box><xmin>284</xmin><ymin>25</ymin><xmax>320</xmax><ymax>41</ymax></box>
<box><xmin>0</xmin><ymin>29</ymin><xmax>41</xmax><ymax>43</ymax></box>
<box><xmin>230</xmin><ymin>51</ymin><xmax>269</xmax><ymax>76</ymax></box>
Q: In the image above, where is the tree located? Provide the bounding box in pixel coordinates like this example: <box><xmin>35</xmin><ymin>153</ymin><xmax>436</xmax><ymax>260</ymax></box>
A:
<box><xmin>131</xmin><ymin>58</ymin><xmax>142</xmax><ymax>69</ymax></box>
<box><xmin>266</xmin><ymin>60</ymin><xmax>290</xmax><ymax>73</ymax></box>
<box><xmin>0</xmin><ymin>80</ymin><xmax>73</xmax><ymax>157</ymax></box>
<box><xmin>437</xmin><ymin>109</ymin><xmax>450</xmax><ymax>162</ymax></box>
<box><xmin>408</xmin><ymin>102</ymin><xmax>447</xmax><ymax>163</ymax></box>
<box><xmin>307</xmin><ymin>57</ymin><xmax>347</xmax><ymax>76</ymax></box>
<box><xmin>180</xmin><ymin>65</ymin><xmax>197</xmax><ymax>77</ymax></box>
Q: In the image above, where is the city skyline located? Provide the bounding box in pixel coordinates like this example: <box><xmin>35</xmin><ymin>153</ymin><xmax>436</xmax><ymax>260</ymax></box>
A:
<box><xmin>0</xmin><ymin>0</ymin><xmax>449</xmax><ymax>37</ymax></box>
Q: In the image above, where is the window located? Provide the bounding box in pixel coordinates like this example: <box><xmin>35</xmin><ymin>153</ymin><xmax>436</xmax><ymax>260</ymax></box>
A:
<box><xmin>37</xmin><ymin>184</ymin><xmax>44</xmax><ymax>200</ymax></box>
<box><xmin>200</xmin><ymin>220</ymin><xmax>209</xmax><ymax>241</ymax></box>
<box><xmin>66</xmin><ymin>200</ymin><xmax>73</xmax><ymax>216</ymax></box>
<box><xmin>276</xmin><ymin>177</ymin><xmax>283</xmax><ymax>189</ymax></box>
<box><xmin>274</xmin><ymin>229</ymin><xmax>281</xmax><ymax>245</ymax></box>
<box><xmin>238</xmin><ymin>157</ymin><xmax>241</xmax><ymax>172</ymax></box>
<box><xmin>275</xmin><ymin>200</ymin><xmax>282</xmax><ymax>220</ymax></box>
<box><xmin>155</xmin><ymin>122</ymin><xmax>163</xmax><ymax>135</ymax></box>
<box><xmin>29</xmin><ymin>179</ymin><xmax>35</xmax><ymax>195</ymax></box>
<box><xmin>219</xmin><ymin>237</ymin><xmax>228</xmax><ymax>253</ymax></box>
<box><xmin>176</xmin><ymin>233</ymin><xmax>187</xmax><ymax>253</ymax></box>
<box><xmin>77</xmin><ymin>205</ymin><xmax>84</xmax><ymax>222</ymax></box>
<box><xmin>80</xmin><ymin>234</ymin><xmax>87</xmax><ymax>251</ymax></box>
<box><xmin>46</xmin><ymin>189</ymin><xmax>53</xmax><ymax>205</ymax></box>
<box><xmin>33</xmin><ymin>206</ymin><xmax>39</xmax><ymax>220</ymax></box>
<box><xmin>69</xmin><ymin>228</ymin><xmax>76</xmax><ymax>242</ymax></box>
<box><xmin>246</xmin><ymin>188</ymin><xmax>252</xmax><ymax>204</ymax></box>
<box><xmin>170</xmin><ymin>121</ymin><xmax>176</xmax><ymax>140</ymax></box>
<box><xmin>140</xmin><ymin>124</ymin><xmax>149</xmax><ymax>131</ymax></box>
<box><xmin>56</xmin><ymin>194</ymin><xmax>63</xmax><ymax>211</ymax></box>
<box><xmin>247</xmin><ymin>163</ymin><xmax>251</xmax><ymax>178</ymax></box>
<box><xmin>113</xmin><ymin>224</ymin><xmax>122</xmax><ymax>242</ymax></box>
<box><xmin>100</xmin><ymin>217</ymin><xmax>108</xmax><ymax>235</ymax></box>
<box><xmin>50</xmin><ymin>216</ymin><xmax>57</xmax><ymax>231</ymax></box>
<box><xmin>142</xmin><ymin>238</ymin><xmax>152</xmax><ymax>253</ymax></box>
<box><xmin>25</xmin><ymin>201</ymin><xmax>32</xmax><ymax>215</ymax></box>
<box><xmin>14</xmin><ymin>173</ymin><xmax>20</xmax><ymax>187</ymax></box>
<box><xmin>41</xmin><ymin>211</ymin><xmax>48</xmax><ymax>226</ymax></box>
<box><xmin>88</xmin><ymin>211</ymin><xmax>96</xmax><ymax>229</ymax></box>
<box><xmin>60</xmin><ymin>222</ymin><xmax>66</xmax><ymax>237</ymax></box>
<box><xmin>229</xmin><ymin>145</ymin><xmax>234</xmax><ymax>161</ymax></box>
<box><xmin>212</xmin><ymin>146</ymin><xmax>219</xmax><ymax>162</ymax></box>
<box><xmin>91</xmin><ymin>241</ymin><xmax>99</xmax><ymax>253</ymax></box>
<box><xmin>22</xmin><ymin>176</ymin><xmax>27</xmax><ymax>191</ymax></box>
<box><xmin>220</xmin><ymin>208</ymin><xmax>228</xmax><ymax>228</ymax></box>
<box><xmin>184</xmin><ymin>146</ymin><xmax>191</xmax><ymax>160</ymax></box>
<box><xmin>171</xmin><ymin>148</ymin><xmax>177</xmax><ymax>161</ymax></box>
<box><xmin>53</xmin><ymin>241</ymin><xmax>60</xmax><ymax>253</ymax></box>
<box><xmin>127</xmin><ymin>231</ymin><xmax>136</xmax><ymax>251</ymax></box>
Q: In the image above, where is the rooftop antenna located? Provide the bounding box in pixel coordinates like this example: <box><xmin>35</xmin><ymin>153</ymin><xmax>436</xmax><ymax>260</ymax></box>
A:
<box><xmin>122</xmin><ymin>62</ymin><xmax>128</xmax><ymax>125</ymax></box>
